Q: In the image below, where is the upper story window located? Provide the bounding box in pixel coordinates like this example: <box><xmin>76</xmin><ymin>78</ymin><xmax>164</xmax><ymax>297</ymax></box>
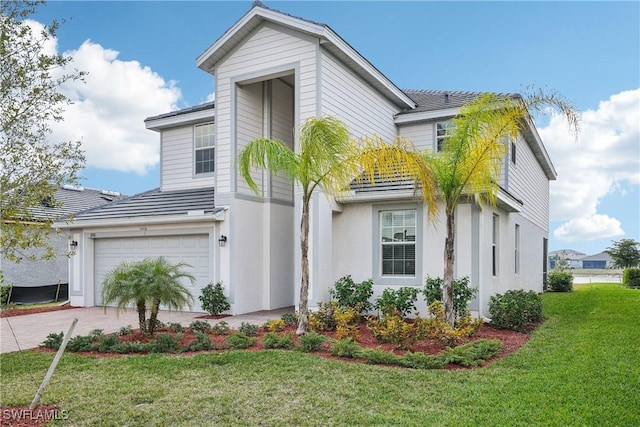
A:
<box><xmin>195</xmin><ymin>123</ymin><xmax>215</xmax><ymax>175</ymax></box>
<box><xmin>511</xmin><ymin>140</ymin><xmax>517</xmax><ymax>165</ymax></box>
<box><xmin>380</xmin><ymin>209</ymin><xmax>416</xmax><ymax>276</ymax></box>
<box><xmin>435</xmin><ymin>121</ymin><xmax>454</xmax><ymax>152</ymax></box>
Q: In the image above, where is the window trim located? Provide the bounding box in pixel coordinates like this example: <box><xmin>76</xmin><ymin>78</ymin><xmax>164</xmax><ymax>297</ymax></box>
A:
<box><xmin>435</xmin><ymin>120</ymin><xmax>454</xmax><ymax>152</ymax></box>
<box><xmin>492</xmin><ymin>213</ymin><xmax>499</xmax><ymax>277</ymax></box>
<box><xmin>372</xmin><ymin>204</ymin><xmax>422</xmax><ymax>286</ymax></box>
<box><xmin>194</xmin><ymin>122</ymin><xmax>215</xmax><ymax>176</ymax></box>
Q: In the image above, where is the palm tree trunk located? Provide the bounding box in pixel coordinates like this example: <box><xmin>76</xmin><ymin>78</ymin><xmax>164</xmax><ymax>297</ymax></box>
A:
<box><xmin>443</xmin><ymin>204</ymin><xmax>456</xmax><ymax>328</ymax></box>
<box><xmin>136</xmin><ymin>300</ymin><xmax>147</xmax><ymax>334</ymax></box>
<box><xmin>296</xmin><ymin>193</ymin><xmax>311</xmax><ymax>335</ymax></box>
<box><xmin>149</xmin><ymin>299</ymin><xmax>160</xmax><ymax>335</ymax></box>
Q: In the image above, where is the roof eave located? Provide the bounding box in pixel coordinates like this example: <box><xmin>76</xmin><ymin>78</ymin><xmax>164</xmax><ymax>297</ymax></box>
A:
<box><xmin>53</xmin><ymin>211</ymin><xmax>226</xmax><ymax>230</ymax></box>
<box><xmin>394</xmin><ymin>107</ymin><xmax>462</xmax><ymax>124</ymax></box>
<box><xmin>145</xmin><ymin>108</ymin><xmax>214</xmax><ymax>131</ymax></box>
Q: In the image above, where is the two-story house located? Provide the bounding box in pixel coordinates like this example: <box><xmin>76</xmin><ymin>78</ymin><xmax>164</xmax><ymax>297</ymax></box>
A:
<box><xmin>55</xmin><ymin>2</ymin><xmax>555</xmax><ymax>316</ymax></box>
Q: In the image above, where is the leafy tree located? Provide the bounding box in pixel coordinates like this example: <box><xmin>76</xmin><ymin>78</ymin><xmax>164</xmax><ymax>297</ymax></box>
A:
<box><xmin>101</xmin><ymin>257</ymin><xmax>195</xmax><ymax>335</ymax></box>
<box><xmin>1</xmin><ymin>0</ymin><xmax>86</xmax><ymax>262</ymax></box>
<box><xmin>606</xmin><ymin>239</ymin><xmax>640</xmax><ymax>268</ymax></box>
<box><xmin>239</xmin><ymin>116</ymin><xmax>436</xmax><ymax>334</ymax></box>
<box><xmin>426</xmin><ymin>91</ymin><xmax>580</xmax><ymax>326</ymax></box>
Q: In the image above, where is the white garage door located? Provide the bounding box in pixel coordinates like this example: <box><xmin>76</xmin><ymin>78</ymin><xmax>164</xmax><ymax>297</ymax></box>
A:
<box><xmin>94</xmin><ymin>234</ymin><xmax>210</xmax><ymax>312</ymax></box>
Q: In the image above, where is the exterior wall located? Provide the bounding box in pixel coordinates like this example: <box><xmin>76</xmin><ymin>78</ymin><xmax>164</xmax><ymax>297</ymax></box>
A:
<box><xmin>161</xmin><ymin>125</ymin><xmax>216</xmax><ymax>191</ymax></box>
<box><xmin>270</xmin><ymin>78</ymin><xmax>294</xmax><ymax>202</ymax></box>
<box><xmin>320</xmin><ymin>49</ymin><xmax>399</xmax><ymax>141</ymax></box>
<box><xmin>214</xmin><ymin>21</ymin><xmax>318</xmax><ymax>199</ymax></box>
<box><xmin>228</xmin><ymin>198</ymin><xmax>294</xmax><ymax>314</ymax></box>
<box><xmin>506</xmin><ymin>134</ymin><xmax>550</xmax><ymax>231</ymax></box>
<box><xmin>398</xmin><ymin>122</ymin><xmax>435</xmax><ymax>151</ymax></box>
<box><xmin>1</xmin><ymin>231</ymin><xmax>68</xmax><ymax>288</ymax></box>
<box><xmin>235</xmin><ymin>81</ymin><xmax>265</xmax><ymax>196</ymax></box>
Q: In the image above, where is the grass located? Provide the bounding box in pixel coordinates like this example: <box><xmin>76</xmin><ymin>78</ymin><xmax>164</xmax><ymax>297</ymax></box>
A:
<box><xmin>1</xmin><ymin>283</ymin><xmax>638</xmax><ymax>426</ymax></box>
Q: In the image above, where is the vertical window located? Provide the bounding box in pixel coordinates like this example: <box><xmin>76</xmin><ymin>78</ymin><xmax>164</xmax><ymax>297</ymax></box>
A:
<box><xmin>380</xmin><ymin>210</ymin><xmax>416</xmax><ymax>276</ymax></box>
<box><xmin>195</xmin><ymin>123</ymin><xmax>215</xmax><ymax>174</ymax></box>
<box><xmin>514</xmin><ymin>224</ymin><xmax>520</xmax><ymax>274</ymax></box>
<box><xmin>436</xmin><ymin>121</ymin><xmax>454</xmax><ymax>152</ymax></box>
<box><xmin>511</xmin><ymin>140</ymin><xmax>517</xmax><ymax>164</ymax></box>
<box><xmin>492</xmin><ymin>214</ymin><xmax>499</xmax><ymax>276</ymax></box>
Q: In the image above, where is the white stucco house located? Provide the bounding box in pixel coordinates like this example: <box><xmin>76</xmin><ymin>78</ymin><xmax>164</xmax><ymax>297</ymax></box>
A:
<box><xmin>55</xmin><ymin>2</ymin><xmax>555</xmax><ymax>316</ymax></box>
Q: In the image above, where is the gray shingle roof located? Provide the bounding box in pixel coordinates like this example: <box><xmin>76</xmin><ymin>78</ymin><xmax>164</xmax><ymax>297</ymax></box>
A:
<box><xmin>27</xmin><ymin>185</ymin><xmax>125</xmax><ymax>221</ymax></box>
<box><xmin>144</xmin><ymin>102</ymin><xmax>214</xmax><ymax>123</ymax></box>
<box><xmin>399</xmin><ymin>89</ymin><xmax>520</xmax><ymax>115</ymax></box>
<box><xmin>72</xmin><ymin>187</ymin><xmax>218</xmax><ymax>222</ymax></box>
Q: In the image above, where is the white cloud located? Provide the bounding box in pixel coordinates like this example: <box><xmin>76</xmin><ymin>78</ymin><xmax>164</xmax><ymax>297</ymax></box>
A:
<box><xmin>539</xmin><ymin>89</ymin><xmax>639</xmax><ymax>242</ymax></box>
<box><xmin>45</xmin><ymin>37</ymin><xmax>181</xmax><ymax>174</ymax></box>
<box><xmin>553</xmin><ymin>215</ymin><xmax>624</xmax><ymax>242</ymax></box>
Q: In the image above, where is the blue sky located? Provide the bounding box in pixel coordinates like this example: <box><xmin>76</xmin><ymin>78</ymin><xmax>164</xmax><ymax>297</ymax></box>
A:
<box><xmin>32</xmin><ymin>1</ymin><xmax>639</xmax><ymax>256</ymax></box>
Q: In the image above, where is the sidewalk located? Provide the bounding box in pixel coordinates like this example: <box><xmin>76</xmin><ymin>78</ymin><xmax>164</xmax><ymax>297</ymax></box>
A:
<box><xmin>0</xmin><ymin>306</ymin><xmax>293</xmax><ymax>354</ymax></box>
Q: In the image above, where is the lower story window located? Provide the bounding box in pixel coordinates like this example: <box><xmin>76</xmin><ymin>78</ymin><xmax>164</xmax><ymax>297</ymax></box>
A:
<box><xmin>380</xmin><ymin>210</ymin><xmax>416</xmax><ymax>276</ymax></box>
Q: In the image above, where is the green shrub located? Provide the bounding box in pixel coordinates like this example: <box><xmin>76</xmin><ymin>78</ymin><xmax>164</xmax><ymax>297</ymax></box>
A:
<box><xmin>399</xmin><ymin>351</ymin><xmax>445</xmax><ymax>369</ymax></box>
<box><xmin>97</xmin><ymin>334</ymin><xmax>121</xmax><ymax>352</ymax></box>
<box><xmin>0</xmin><ymin>276</ymin><xmax>12</xmax><ymax>306</ymax></box>
<box><xmin>150</xmin><ymin>333</ymin><xmax>181</xmax><ymax>353</ymax></box>
<box><xmin>88</xmin><ymin>329</ymin><xmax>105</xmax><ymax>340</ymax></box>
<box><xmin>297</xmin><ymin>332</ymin><xmax>327</xmax><ymax>352</ymax></box>
<box><xmin>189</xmin><ymin>320</ymin><xmax>212</xmax><ymax>333</ymax></box>
<box><xmin>238</xmin><ymin>322</ymin><xmax>259</xmax><ymax>337</ymax></box>
<box><xmin>547</xmin><ymin>270</ymin><xmax>573</xmax><ymax>292</ymax></box>
<box><xmin>212</xmin><ymin>321</ymin><xmax>230</xmax><ymax>335</ymax></box>
<box><xmin>168</xmin><ymin>322</ymin><xmax>183</xmax><ymax>333</ymax></box>
<box><xmin>67</xmin><ymin>335</ymin><xmax>95</xmax><ymax>352</ymax></box>
<box><xmin>623</xmin><ymin>267</ymin><xmax>640</xmax><ymax>288</ymax></box>
<box><xmin>489</xmin><ymin>290</ymin><xmax>543</xmax><ymax>331</ymax></box>
<box><xmin>309</xmin><ymin>301</ymin><xmax>338</xmax><ymax>331</ymax></box>
<box><xmin>42</xmin><ymin>332</ymin><xmax>64</xmax><ymax>349</ymax></box>
<box><xmin>262</xmin><ymin>332</ymin><xmax>294</xmax><ymax>349</ymax></box>
<box><xmin>360</xmin><ymin>347</ymin><xmax>400</xmax><ymax>365</ymax></box>
<box><xmin>330</xmin><ymin>275</ymin><xmax>373</xmax><ymax>312</ymax></box>
<box><xmin>199</xmin><ymin>282</ymin><xmax>230</xmax><ymax>316</ymax></box>
<box><xmin>438</xmin><ymin>339</ymin><xmax>502</xmax><ymax>367</ymax></box>
<box><xmin>374</xmin><ymin>287</ymin><xmax>419</xmax><ymax>317</ymax></box>
<box><xmin>226</xmin><ymin>333</ymin><xmax>257</xmax><ymax>350</ymax></box>
<box><xmin>186</xmin><ymin>331</ymin><xmax>213</xmax><ymax>351</ymax></box>
<box><xmin>112</xmin><ymin>341</ymin><xmax>149</xmax><ymax>354</ymax></box>
<box><xmin>281</xmin><ymin>312</ymin><xmax>298</xmax><ymax>327</ymax></box>
<box><xmin>118</xmin><ymin>325</ymin><xmax>134</xmax><ymax>336</ymax></box>
<box><xmin>423</xmin><ymin>276</ymin><xmax>477</xmax><ymax>320</ymax></box>
<box><xmin>329</xmin><ymin>338</ymin><xmax>362</xmax><ymax>358</ymax></box>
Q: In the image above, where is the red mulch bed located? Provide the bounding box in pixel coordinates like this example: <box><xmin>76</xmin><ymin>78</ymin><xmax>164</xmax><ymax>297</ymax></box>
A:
<box><xmin>194</xmin><ymin>313</ymin><xmax>232</xmax><ymax>320</ymax></box>
<box><xmin>0</xmin><ymin>305</ymin><xmax>75</xmax><ymax>318</ymax></box>
<box><xmin>30</xmin><ymin>320</ymin><xmax>533</xmax><ymax>425</ymax></box>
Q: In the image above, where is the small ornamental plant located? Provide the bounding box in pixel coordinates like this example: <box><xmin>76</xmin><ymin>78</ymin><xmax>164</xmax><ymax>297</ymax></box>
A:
<box><xmin>199</xmin><ymin>282</ymin><xmax>231</xmax><ymax>316</ymax></box>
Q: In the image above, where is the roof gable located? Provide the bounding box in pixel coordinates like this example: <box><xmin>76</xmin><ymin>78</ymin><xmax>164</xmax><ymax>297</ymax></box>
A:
<box><xmin>196</xmin><ymin>2</ymin><xmax>415</xmax><ymax>109</ymax></box>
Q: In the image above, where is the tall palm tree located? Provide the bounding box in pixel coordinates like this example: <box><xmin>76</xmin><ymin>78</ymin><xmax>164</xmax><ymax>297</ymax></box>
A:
<box><xmin>239</xmin><ymin>116</ymin><xmax>436</xmax><ymax>334</ymax></box>
<box><xmin>427</xmin><ymin>91</ymin><xmax>580</xmax><ymax>327</ymax></box>
<box><xmin>101</xmin><ymin>257</ymin><xmax>195</xmax><ymax>335</ymax></box>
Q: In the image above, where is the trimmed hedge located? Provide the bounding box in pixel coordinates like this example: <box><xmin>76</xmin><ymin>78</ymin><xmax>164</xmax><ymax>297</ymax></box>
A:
<box><xmin>623</xmin><ymin>267</ymin><xmax>640</xmax><ymax>288</ymax></box>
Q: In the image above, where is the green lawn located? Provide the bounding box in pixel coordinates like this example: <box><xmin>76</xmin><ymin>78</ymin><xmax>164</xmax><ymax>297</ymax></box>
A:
<box><xmin>1</xmin><ymin>283</ymin><xmax>638</xmax><ymax>426</ymax></box>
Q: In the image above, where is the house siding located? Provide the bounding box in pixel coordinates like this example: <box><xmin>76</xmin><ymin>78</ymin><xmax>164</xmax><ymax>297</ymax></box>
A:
<box><xmin>398</xmin><ymin>122</ymin><xmax>435</xmax><ymax>151</ymax></box>
<box><xmin>506</xmin><ymin>135</ymin><xmax>550</xmax><ymax>231</ymax></box>
<box><xmin>161</xmin><ymin>126</ymin><xmax>215</xmax><ymax>192</ymax></box>
<box><xmin>320</xmin><ymin>49</ymin><xmax>398</xmax><ymax>141</ymax></box>
<box><xmin>235</xmin><ymin>81</ymin><xmax>264</xmax><ymax>196</ymax></box>
<box><xmin>214</xmin><ymin>21</ymin><xmax>318</xmax><ymax>197</ymax></box>
<box><xmin>270</xmin><ymin>78</ymin><xmax>294</xmax><ymax>202</ymax></box>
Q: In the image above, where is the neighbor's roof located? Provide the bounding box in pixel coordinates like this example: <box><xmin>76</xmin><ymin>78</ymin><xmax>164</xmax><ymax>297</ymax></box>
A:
<box><xmin>68</xmin><ymin>187</ymin><xmax>219</xmax><ymax>223</ymax></box>
<box><xmin>580</xmin><ymin>252</ymin><xmax>612</xmax><ymax>262</ymax></box>
<box><xmin>26</xmin><ymin>185</ymin><xmax>125</xmax><ymax>221</ymax></box>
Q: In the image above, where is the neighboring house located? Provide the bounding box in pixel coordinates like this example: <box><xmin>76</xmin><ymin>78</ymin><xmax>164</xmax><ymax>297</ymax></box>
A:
<box><xmin>579</xmin><ymin>252</ymin><xmax>613</xmax><ymax>269</ymax></box>
<box><xmin>549</xmin><ymin>249</ymin><xmax>585</xmax><ymax>269</ymax></box>
<box><xmin>54</xmin><ymin>3</ymin><xmax>557</xmax><ymax>316</ymax></box>
<box><xmin>1</xmin><ymin>185</ymin><xmax>123</xmax><ymax>303</ymax></box>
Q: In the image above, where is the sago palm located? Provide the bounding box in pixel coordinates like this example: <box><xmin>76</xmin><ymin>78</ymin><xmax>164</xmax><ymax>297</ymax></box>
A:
<box><xmin>427</xmin><ymin>91</ymin><xmax>580</xmax><ymax>326</ymax></box>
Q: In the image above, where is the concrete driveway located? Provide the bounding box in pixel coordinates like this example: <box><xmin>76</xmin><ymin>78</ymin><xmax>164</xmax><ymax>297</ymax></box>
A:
<box><xmin>1</xmin><ymin>306</ymin><xmax>293</xmax><ymax>354</ymax></box>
